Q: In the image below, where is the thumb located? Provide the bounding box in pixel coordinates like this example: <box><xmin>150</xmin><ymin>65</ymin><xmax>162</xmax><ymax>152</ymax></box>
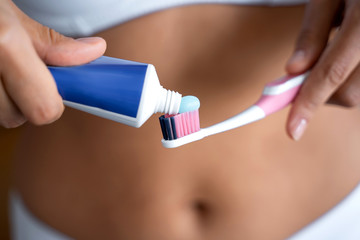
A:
<box><xmin>10</xmin><ymin>0</ymin><xmax>106</xmax><ymax>66</ymax></box>
<box><xmin>35</xmin><ymin>28</ymin><xmax>107</xmax><ymax>66</ymax></box>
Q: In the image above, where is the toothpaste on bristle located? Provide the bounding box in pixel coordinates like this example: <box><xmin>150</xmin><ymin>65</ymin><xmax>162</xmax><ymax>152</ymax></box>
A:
<box><xmin>178</xmin><ymin>96</ymin><xmax>200</xmax><ymax>113</ymax></box>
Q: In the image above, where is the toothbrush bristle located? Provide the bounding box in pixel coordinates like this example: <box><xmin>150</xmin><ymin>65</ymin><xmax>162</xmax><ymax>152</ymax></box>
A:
<box><xmin>159</xmin><ymin>110</ymin><xmax>200</xmax><ymax>140</ymax></box>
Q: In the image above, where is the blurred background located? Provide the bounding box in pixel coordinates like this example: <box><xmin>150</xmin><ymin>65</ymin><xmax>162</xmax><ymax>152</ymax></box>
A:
<box><xmin>0</xmin><ymin>127</ymin><xmax>20</xmax><ymax>240</ymax></box>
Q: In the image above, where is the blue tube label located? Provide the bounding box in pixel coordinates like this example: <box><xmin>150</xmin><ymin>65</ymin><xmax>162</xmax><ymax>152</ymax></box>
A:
<box><xmin>49</xmin><ymin>56</ymin><xmax>148</xmax><ymax>118</ymax></box>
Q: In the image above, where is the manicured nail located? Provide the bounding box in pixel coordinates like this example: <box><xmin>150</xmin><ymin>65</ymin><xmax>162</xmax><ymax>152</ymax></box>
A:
<box><xmin>292</xmin><ymin>118</ymin><xmax>307</xmax><ymax>141</ymax></box>
<box><xmin>75</xmin><ymin>37</ymin><xmax>103</xmax><ymax>44</ymax></box>
<box><xmin>287</xmin><ymin>50</ymin><xmax>305</xmax><ymax>66</ymax></box>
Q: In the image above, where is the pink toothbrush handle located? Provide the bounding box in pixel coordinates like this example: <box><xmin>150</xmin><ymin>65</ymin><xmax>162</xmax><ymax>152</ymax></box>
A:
<box><xmin>255</xmin><ymin>72</ymin><xmax>308</xmax><ymax>115</ymax></box>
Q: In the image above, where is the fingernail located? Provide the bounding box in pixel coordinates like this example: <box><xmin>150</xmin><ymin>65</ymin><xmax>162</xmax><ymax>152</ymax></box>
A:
<box><xmin>287</xmin><ymin>50</ymin><xmax>305</xmax><ymax>66</ymax></box>
<box><xmin>75</xmin><ymin>37</ymin><xmax>103</xmax><ymax>44</ymax></box>
<box><xmin>292</xmin><ymin>118</ymin><xmax>307</xmax><ymax>141</ymax></box>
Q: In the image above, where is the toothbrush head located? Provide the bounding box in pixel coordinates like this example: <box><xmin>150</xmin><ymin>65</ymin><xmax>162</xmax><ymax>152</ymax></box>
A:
<box><xmin>159</xmin><ymin>110</ymin><xmax>201</xmax><ymax>147</ymax></box>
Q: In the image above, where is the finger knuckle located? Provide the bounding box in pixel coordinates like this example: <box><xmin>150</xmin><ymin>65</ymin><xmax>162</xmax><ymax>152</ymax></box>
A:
<box><xmin>322</xmin><ymin>61</ymin><xmax>348</xmax><ymax>88</ymax></box>
<box><xmin>43</xmin><ymin>27</ymin><xmax>65</xmax><ymax>46</ymax></box>
<box><xmin>301</xmin><ymin>97</ymin><xmax>319</xmax><ymax>113</ymax></box>
<box><xmin>297</xmin><ymin>28</ymin><xmax>318</xmax><ymax>49</ymax></box>
<box><xmin>37</xmin><ymin>27</ymin><xmax>66</xmax><ymax>60</ymax></box>
<box><xmin>0</xmin><ymin>24</ymin><xmax>17</xmax><ymax>53</ymax></box>
<box><xmin>29</xmin><ymin>102</ymin><xmax>63</xmax><ymax>125</ymax></box>
<box><xmin>0</xmin><ymin>117</ymin><xmax>25</xmax><ymax>129</ymax></box>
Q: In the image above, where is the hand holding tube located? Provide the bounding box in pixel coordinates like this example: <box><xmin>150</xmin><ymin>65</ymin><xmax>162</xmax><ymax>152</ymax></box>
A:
<box><xmin>0</xmin><ymin>0</ymin><xmax>106</xmax><ymax>128</ymax></box>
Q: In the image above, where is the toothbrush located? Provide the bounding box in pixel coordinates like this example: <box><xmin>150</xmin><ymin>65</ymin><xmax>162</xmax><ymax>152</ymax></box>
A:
<box><xmin>160</xmin><ymin>72</ymin><xmax>308</xmax><ymax>148</ymax></box>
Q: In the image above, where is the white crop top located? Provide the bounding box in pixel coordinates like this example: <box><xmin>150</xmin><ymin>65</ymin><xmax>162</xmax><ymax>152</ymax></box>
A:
<box><xmin>13</xmin><ymin>0</ymin><xmax>308</xmax><ymax>36</ymax></box>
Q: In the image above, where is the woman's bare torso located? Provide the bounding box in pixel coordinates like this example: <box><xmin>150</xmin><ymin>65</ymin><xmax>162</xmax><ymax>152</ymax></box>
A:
<box><xmin>13</xmin><ymin>5</ymin><xmax>360</xmax><ymax>240</ymax></box>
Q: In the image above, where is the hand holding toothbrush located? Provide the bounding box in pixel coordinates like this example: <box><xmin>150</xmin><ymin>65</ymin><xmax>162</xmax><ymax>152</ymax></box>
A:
<box><xmin>0</xmin><ymin>0</ymin><xmax>106</xmax><ymax>128</ymax></box>
<box><xmin>286</xmin><ymin>0</ymin><xmax>360</xmax><ymax>141</ymax></box>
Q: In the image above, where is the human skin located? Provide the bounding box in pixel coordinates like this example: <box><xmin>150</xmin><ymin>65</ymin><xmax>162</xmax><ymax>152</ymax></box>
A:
<box><xmin>0</xmin><ymin>0</ymin><xmax>105</xmax><ymax>128</ymax></box>
<box><xmin>286</xmin><ymin>0</ymin><xmax>360</xmax><ymax>141</ymax></box>
<box><xmin>12</xmin><ymin>4</ymin><xmax>360</xmax><ymax>240</ymax></box>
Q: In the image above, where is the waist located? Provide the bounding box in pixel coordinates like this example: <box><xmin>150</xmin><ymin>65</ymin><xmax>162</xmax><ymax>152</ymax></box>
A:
<box><xmin>10</xmin><ymin>183</ymin><xmax>360</xmax><ymax>240</ymax></box>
